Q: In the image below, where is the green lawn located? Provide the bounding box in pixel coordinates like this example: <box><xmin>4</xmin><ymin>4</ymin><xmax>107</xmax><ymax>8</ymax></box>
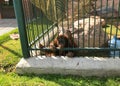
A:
<box><xmin>0</xmin><ymin>29</ymin><xmax>120</xmax><ymax>86</ymax></box>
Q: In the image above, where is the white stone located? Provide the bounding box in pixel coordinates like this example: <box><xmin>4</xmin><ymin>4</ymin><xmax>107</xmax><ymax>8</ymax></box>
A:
<box><xmin>16</xmin><ymin>56</ymin><xmax>120</xmax><ymax>76</ymax></box>
<box><xmin>73</xmin><ymin>16</ymin><xmax>108</xmax><ymax>47</ymax></box>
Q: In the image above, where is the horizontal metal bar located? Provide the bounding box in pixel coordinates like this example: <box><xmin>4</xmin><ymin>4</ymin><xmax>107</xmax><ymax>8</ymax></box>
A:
<box><xmin>29</xmin><ymin>47</ymin><xmax>120</xmax><ymax>51</ymax></box>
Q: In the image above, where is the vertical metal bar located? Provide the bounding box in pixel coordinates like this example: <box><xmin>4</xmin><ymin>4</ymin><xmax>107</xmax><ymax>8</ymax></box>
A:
<box><xmin>29</xmin><ymin>1</ymin><xmax>37</xmax><ymax>56</ymax></box>
<box><xmin>99</xmin><ymin>0</ymin><xmax>102</xmax><ymax>47</ymax></box>
<box><xmin>111</xmin><ymin>0</ymin><xmax>115</xmax><ymax>58</ymax></box>
<box><xmin>88</xmin><ymin>1</ymin><xmax>90</xmax><ymax>47</ymax></box>
<box><xmin>93</xmin><ymin>1</ymin><xmax>96</xmax><ymax>47</ymax></box>
<box><xmin>117</xmin><ymin>0</ymin><xmax>120</xmax><ymax>58</ymax></box>
<box><xmin>43</xmin><ymin>0</ymin><xmax>50</xmax><ymax>45</ymax></box>
<box><xmin>78</xmin><ymin>0</ymin><xmax>80</xmax><ymax>47</ymax></box>
<box><xmin>0</xmin><ymin>4</ymin><xmax>2</xmax><ymax>19</ymax></box>
<box><xmin>13</xmin><ymin>0</ymin><xmax>30</xmax><ymax>58</ymax></box>
<box><xmin>114</xmin><ymin>0</ymin><xmax>120</xmax><ymax>58</ymax></box>
<box><xmin>22</xmin><ymin>1</ymin><xmax>33</xmax><ymax>56</ymax></box>
<box><xmin>55</xmin><ymin>0</ymin><xmax>60</xmax><ymax>39</ymax></box>
<box><xmin>82</xmin><ymin>0</ymin><xmax>85</xmax><ymax>48</ymax></box>
<box><xmin>104</xmin><ymin>0</ymin><xmax>109</xmax><ymax>50</ymax></box>
<box><xmin>72</xmin><ymin>0</ymin><xmax>74</xmax><ymax>48</ymax></box>
<box><xmin>66</xmin><ymin>0</ymin><xmax>69</xmax><ymax>30</ymax></box>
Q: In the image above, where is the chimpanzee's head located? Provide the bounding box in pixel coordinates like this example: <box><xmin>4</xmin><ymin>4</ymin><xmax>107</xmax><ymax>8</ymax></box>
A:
<box><xmin>56</xmin><ymin>35</ymin><xmax>69</xmax><ymax>48</ymax></box>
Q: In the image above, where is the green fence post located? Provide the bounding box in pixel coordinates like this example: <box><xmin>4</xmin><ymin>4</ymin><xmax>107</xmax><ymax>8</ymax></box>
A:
<box><xmin>13</xmin><ymin>0</ymin><xmax>30</xmax><ymax>58</ymax></box>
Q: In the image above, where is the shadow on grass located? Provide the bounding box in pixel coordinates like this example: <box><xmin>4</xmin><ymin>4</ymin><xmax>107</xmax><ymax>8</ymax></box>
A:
<box><xmin>19</xmin><ymin>74</ymin><xmax>118</xmax><ymax>86</ymax></box>
<box><xmin>0</xmin><ymin>44</ymin><xmax>22</xmax><ymax>57</ymax></box>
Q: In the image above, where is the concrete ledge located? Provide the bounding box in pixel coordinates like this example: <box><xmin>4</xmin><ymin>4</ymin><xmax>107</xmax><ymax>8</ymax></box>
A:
<box><xmin>16</xmin><ymin>56</ymin><xmax>120</xmax><ymax>76</ymax></box>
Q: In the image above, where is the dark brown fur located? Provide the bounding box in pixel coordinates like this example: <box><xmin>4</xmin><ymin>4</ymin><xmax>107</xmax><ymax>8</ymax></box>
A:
<box><xmin>39</xmin><ymin>30</ymin><xmax>77</xmax><ymax>57</ymax></box>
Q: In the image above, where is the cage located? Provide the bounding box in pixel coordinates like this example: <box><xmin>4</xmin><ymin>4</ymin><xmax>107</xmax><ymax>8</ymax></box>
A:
<box><xmin>13</xmin><ymin>0</ymin><xmax>120</xmax><ymax>58</ymax></box>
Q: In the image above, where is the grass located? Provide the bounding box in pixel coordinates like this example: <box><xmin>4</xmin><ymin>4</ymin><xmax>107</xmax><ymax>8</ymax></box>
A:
<box><xmin>0</xmin><ymin>29</ymin><xmax>120</xmax><ymax>86</ymax></box>
<box><xmin>0</xmin><ymin>72</ymin><xmax>120</xmax><ymax>86</ymax></box>
<box><xmin>0</xmin><ymin>29</ymin><xmax>22</xmax><ymax>73</ymax></box>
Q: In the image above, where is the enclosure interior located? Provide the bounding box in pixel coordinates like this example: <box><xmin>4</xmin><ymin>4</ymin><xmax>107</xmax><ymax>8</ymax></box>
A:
<box><xmin>21</xmin><ymin>0</ymin><xmax>120</xmax><ymax>57</ymax></box>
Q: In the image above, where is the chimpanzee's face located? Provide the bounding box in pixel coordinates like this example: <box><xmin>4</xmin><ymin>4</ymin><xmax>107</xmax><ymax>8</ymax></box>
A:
<box><xmin>57</xmin><ymin>35</ymin><xmax>69</xmax><ymax>48</ymax></box>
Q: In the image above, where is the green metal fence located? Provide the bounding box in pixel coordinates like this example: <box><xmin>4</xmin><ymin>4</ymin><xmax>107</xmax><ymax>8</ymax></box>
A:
<box><xmin>13</xmin><ymin>0</ymin><xmax>120</xmax><ymax>58</ymax></box>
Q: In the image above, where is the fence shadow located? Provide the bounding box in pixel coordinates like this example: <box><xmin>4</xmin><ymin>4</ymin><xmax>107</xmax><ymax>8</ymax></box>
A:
<box><xmin>0</xmin><ymin>44</ymin><xmax>22</xmax><ymax>57</ymax></box>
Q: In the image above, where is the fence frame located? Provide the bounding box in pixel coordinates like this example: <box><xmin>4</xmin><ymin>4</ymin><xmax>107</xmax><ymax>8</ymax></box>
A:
<box><xmin>13</xmin><ymin>0</ymin><xmax>30</xmax><ymax>58</ymax></box>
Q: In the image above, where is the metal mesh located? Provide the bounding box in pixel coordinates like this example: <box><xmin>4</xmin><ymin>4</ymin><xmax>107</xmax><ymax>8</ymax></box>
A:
<box><xmin>14</xmin><ymin>0</ymin><xmax>120</xmax><ymax>58</ymax></box>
